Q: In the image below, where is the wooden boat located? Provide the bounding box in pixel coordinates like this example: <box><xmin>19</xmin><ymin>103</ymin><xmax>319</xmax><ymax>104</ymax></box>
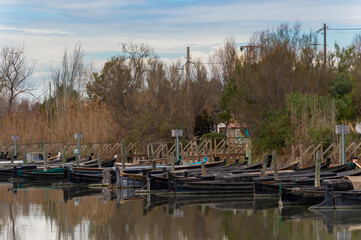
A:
<box><xmin>296</xmin><ymin>158</ymin><xmax>331</xmax><ymax>171</ymax></box>
<box><xmin>0</xmin><ymin>165</ymin><xmax>37</xmax><ymax>181</ymax></box>
<box><xmin>279</xmin><ymin>161</ymin><xmax>299</xmax><ymax>171</ymax></box>
<box><xmin>122</xmin><ymin>160</ymin><xmax>226</xmax><ymax>174</ymax></box>
<box><xmin>310</xmin><ymin>176</ymin><xmax>361</xmax><ymax>209</ymax></box>
<box><xmin>69</xmin><ymin>167</ymin><xmax>116</xmax><ymax>184</ymax></box>
<box><xmin>80</xmin><ymin>158</ymin><xmax>116</xmax><ymax>168</ymax></box>
<box><xmin>9</xmin><ymin>167</ymin><xmax>65</xmax><ymax>182</ymax></box>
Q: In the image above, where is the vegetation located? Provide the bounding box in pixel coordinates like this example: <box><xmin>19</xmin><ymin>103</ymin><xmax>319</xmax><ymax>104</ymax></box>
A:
<box><xmin>1</xmin><ymin>23</ymin><xmax>361</xmax><ymax>153</ymax></box>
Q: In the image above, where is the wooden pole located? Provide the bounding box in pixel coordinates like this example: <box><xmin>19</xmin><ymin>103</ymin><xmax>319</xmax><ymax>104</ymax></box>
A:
<box><xmin>152</xmin><ymin>160</ymin><xmax>156</xmax><ymax>170</ymax></box>
<box><xmin>261</xmin><ymin>153</ymin><xmax>268</xmax><ymax>177</ymax></box>
<box><xmin>44</xmin><ymin>147</ymin><xmax>48</xmax><ymax>171</ymax></box>
<box><xmin>273</xmin><ymin>150</ymin><xmax>278</xmax><ymax>181</ymax></box>
<box><xmin>291</xmin><ymin>145</ymin><xmax>295</xmax><ymax>162</ymax></box>
<box><xmin>116</xmin><ymin>167</ymin><xmax>121</xmax><ymax>188</ymax></box>
<box><xmin>299</xmin><ymin>144</ymin><xmax>303</xmax><ymax>168</ymax></box>
<box><xmin>23</xmin><ymin>152</ymin><xmax>27</xmax><ymax>165</ymax></box>
<box><xmin>62</xmin><ymin>148</ymin><xmax>66</xmax><ymax>168</ymax></box>
<box><xmin>121</xmin><ymin>140</ymin><xmax>126</xmax><ymax>169</ymax></box>
<box><xmin>201</xmin><ymin>157</ymin><xmax>206</xmax><ymax>176</ymax></box>
<box><xmin>246</xmin><ymin>139</ymin><xmax>252</xmax><ymax>164</ymax></box>
<box><xmin>315</xmin><ymin>150</ymin><xmax>321</xmax><ymax>187</ymax></box>
<box><xmin>98</xmin><ymin>154</ymin><xmax>101</xmax><ymax>168</ymax></box>
<box><xmin>170</xmin><ymin>152</ymin><xmax>175</xmax><ymax>172</ymax></box>
<box><xmin>76</xmin><ymin>153</ymin><xmax>80</xmax><ymax>167</ymax></box>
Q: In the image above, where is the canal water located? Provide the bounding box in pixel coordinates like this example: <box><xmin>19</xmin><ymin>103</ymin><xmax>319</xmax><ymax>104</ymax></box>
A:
<box><xmin>0</xmin><ymin>182</ymin><xmax>361</xmax><ymax>240</ymax></box>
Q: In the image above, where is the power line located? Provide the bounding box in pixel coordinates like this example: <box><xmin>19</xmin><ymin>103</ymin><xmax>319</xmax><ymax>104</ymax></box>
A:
<box><xmin>299</xmin><ymin>28</ymin><xmax>323</xmax><ymax>42</ymax></box>
<box><xmin>328</xmin><ymin>28</ymin><xmax>361</xmax><ymax>31</ymax></box>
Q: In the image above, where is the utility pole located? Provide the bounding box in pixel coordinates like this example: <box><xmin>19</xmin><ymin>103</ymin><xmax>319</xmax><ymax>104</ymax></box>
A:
<box><xmin>49</xmin><ymin>82</ymin><xmax>52</xmax><ymax>124</ymax></box>
<box><xmin>186</xmin><ymin>47</ymin><xmax>190</xmax><ymax>85</ymax></box>
<box><xmin>323</xmin><ymin>23</ymin><xmax>327</xmax><ymax>70</ymax></box>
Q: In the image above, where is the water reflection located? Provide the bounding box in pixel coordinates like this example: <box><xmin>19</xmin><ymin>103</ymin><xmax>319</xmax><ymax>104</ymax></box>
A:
<box><xmin>0</xmin><ymin>182</ymin><xmax>361</xmax><ymax>239</ymax></box>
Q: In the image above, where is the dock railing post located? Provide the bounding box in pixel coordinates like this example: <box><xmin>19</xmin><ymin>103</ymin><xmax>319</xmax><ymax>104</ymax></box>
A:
<box><xmin>62</xmin><ymin>149</ymin><xmax>66</xmax><ymax>168</ymax></box>
<box><xmin>152</xmin><ymin>159</ymin><xmax>156</xmax><ymax>170</ymax></box>
<box><xmin>44</xmin><ymin>147</ymin><xmax>48</xmax><ymax>171</ymax></box>
<box><xmin>201</xmin><ymin>157</ymin><xmax>206</xmax><ymax>176</ymax></box>
<box><xmin>76</xmin><ymin>153</ymin><xmax>80</xmax><ymax>167</ymax></box>
<box><xmin>116</xmin><ymin>167</ymin><xmax>121</xmax><ymax>188</ymax></box>
<box><xmin>121</xmin><ymin>140</ymin><xmax>126</xmax><ymax>169</ymax></box>
<box><xmin>246</xmin><ymin>139</ymin><xmax>252</xmax><ymax>164</ymax></box>
<box><xmin>273</xmin><ymin>150</ymin><xmax>278</xmax><ymax>181</ymax></box>
<box><xmin>23</xmin><ymin>152</ymin><xmax>27</xmax><ymax>165</ymax></box>
<box><xmin>261</xmin><ymin>153</ymin><xmax>268</xmax><ymax>177</ymax></box>
<box><xmin>170</xmin><ymin>153</ymin><xmax>175</xmax><ymax>172</ymax></box>
<box><xmin>201</xmin><ymin>157</ymin><xmax>207</xmax><ymax>176</ymax></box>
<box><xmin>315</xmin><ymin>150</ymin><xmax>321</xmax><ymax>187</ymax></box>
<box><xmin>98</xmin><ymin>154</ymin><xmax>101</xmax><ymax>168</ymax></box>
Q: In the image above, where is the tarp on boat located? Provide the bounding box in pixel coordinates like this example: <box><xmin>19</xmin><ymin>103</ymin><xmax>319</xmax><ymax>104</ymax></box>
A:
<box><xmin>345</xmin><ymin>176</ymin><xmax>361</xmax><ymax>190</ymax></box>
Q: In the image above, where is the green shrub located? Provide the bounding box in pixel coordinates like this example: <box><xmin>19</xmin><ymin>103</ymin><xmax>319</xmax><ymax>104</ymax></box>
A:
<box><xmin>201</xmin><ymin>132</ymin><xmax>227</xmax><ymax>139</ymax></box>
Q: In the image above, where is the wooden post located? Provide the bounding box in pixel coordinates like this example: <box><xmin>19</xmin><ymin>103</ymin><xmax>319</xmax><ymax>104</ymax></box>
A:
<box><xmin>315</xmin><ymin>150</ymin><xmax>321</xmax><ymax>187</ymax></box>
<box><xmin>76</xmin><ymin>154</ymin><xmax>80</xmax><ymax>167</ymax></box>
<box><xmin>116</xmin><ymin>167</ymin><xmax>121</xmax><ymax>188</ymax></box>
<box><xmin>44</xmin><ymin>147</ymin><xmax>48</xmax><ymax>171</ymax></box>
<box><xmin>299</xmin><ymin>144</ymin><xmax>303</xmax><ymax>168</ymax></box>
<box><xmin>121</xmin><ymin>140</ymin><xmax>126</xmax><ymax>169</ymax></box>
<box><xmin>214</xmin><ymin>139</ymin><xmax>217</xmax><ymax>158</ymax></box>
<box><xmin>170</xmin><ymin>152</ymin><xmax>175</xmax><ymax>172</ymax></box>
<box><xmin>102</xmin><ymin>169</ymin><xmax>111</xmax><ymax>186</ymax></box>
<box><xmin>98</xmin><ymin>154</ymin><xmax>101</xmax><ymax>168</ymax></box>
<box><xmin>62</xmin><ymin>148</ymin><xmax>66</xmax><ymax>168</ymax></box>
<box><xmin>261</xmin><ymin>153</ymin><xmax>268</xmax><ymax>177</ymax></box>
<box><xmin>291</xmin><ymin>145</ymin><xmax>295</xmax><ymax>162</ymax></box>
<box><xmin>11</xmin><ymin>152</ymin><xmax>14</xmax><ymax>164</ymax></box>
<box><xmin>23</xmin><ymin>152</ymin><xmax>27</xmax><ymax>164</ymax></box>
<box><xmin>246</xmin><ymin>139</ymin><xmax>252</xmax><ymax>164</ymax></box>
<box><xmin>273</xmin><ymin>150</ymin><xmax>278</xmax><ymax>181</ymax></box>
<box><xmin>201</xmin><ymin>157</ymin><xmax>206</xmax><ymax>176</ymax></box>
<box><xmin>152</xmin><ymin>160</ymin><xmax>156</xmax><ymax>170</ymax></box>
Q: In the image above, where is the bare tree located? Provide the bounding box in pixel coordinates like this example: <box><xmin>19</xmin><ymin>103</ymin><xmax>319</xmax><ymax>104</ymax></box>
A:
<box><xmin>0</xmin><ymin>45</ymin><xmax>34</xmax><ymax>113</ymax></box>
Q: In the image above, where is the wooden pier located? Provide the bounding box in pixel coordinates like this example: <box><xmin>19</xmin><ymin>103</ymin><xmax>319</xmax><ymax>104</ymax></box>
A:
<box><xmin>0</xmin><ymin>137</ymin><xmax>247</xmax><ymax>164</ymax></box>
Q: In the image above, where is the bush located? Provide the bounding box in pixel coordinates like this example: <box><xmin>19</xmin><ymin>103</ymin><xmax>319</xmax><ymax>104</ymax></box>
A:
<box><xmin>201</xmin><ymin>132</ymin><xmax>227</xmax><ymax>139</ymax></box>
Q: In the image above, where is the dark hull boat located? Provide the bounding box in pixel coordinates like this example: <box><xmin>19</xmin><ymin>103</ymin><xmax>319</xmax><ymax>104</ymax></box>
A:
<box><xmin>0</xmin><ymin>165</ymin><xmax>37</xmax><ymax>181</ymax></box>
<box><xmin>69</xmin><ymin>168</ymin><xmax>116</xmax><ymax>184</ymax></box>
<box><xmin>281</xmin><ymin>178</ymin><xmax>355</xmax><ymax>205</ymax></box>
<box><xmin>9</xmin><ymin>167</ymin><xmax>65</xmax><ymax>183</ymax></box>
<box><xmin>122</xmin><ymin>160</ymin><xmax>226</xmax><ymax>175</ymax></box>
<box><xmin>80</xmin><ymin>158</ymin><xmax>116</xmax><ymax>168</ymax></box>
<box><xmin>310</xmin><ymin>177</ymin><xmax>361</xmax><ymax>209</ymax></box>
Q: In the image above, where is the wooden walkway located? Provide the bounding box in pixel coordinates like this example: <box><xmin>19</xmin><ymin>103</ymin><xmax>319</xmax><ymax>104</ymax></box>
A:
<box><xmin>1</xmin><ymin>139</ymin><xmax>358</xmax><ymax>165</ymax></box>
<box><xmin>0</xmin><ymin>137</ymin><xmax>247</xmax><ymax>164</ymax></box>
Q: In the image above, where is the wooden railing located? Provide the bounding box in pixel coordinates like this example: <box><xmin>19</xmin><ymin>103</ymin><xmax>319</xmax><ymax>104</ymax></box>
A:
<box><xmin>0</xmin><ymin>137</ymin><xmax>247</xmax><ymax>164</ymax></box>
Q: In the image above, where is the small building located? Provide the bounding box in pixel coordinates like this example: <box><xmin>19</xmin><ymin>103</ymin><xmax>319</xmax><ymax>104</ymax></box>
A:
<box><xmin>217</xmin><ymin>122</ymin><xmax>250</xmax><ymax>143</ymax></box>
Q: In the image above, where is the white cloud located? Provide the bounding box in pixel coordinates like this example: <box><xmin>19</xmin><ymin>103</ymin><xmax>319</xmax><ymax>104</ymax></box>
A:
<box><xmin>1</xmin><ymin>0</ymin><xmax>361</xmax><ymax>98</ymax></box>
<box><xmin>0</xmin><ymin>25</ymin><xmax>74</xmax><ymax>35</ymax></box>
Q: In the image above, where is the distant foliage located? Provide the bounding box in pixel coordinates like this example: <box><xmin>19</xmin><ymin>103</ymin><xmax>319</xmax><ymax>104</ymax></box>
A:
<box><xmin>201</xmin><ymin>132</ymin><xmax>227</xmax><ymax>139</ymax></box>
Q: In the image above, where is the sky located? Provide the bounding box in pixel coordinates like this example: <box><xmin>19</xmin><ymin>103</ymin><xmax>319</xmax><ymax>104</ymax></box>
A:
<box><xmin>1</xmin><ymin>0</ymin><xmax>361</xmax><ymax>99</ymax></box>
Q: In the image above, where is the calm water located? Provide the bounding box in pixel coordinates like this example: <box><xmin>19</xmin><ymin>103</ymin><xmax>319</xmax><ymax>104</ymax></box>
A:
<box><xmin>0</xmin><ymin>182</ymin><xmax>361</xmax><ymax>240</ymax></box>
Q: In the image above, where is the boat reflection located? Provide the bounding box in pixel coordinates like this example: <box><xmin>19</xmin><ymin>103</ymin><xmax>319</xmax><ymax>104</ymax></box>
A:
<box><xmin>140</xmin><ymin>194</ymin><xmax>280</xmax><ymax>216</ymax></box>
<box><xmin>310</xmin><ymin>209</ymin><xmax>361</xmax><ymax>234</ymax></box>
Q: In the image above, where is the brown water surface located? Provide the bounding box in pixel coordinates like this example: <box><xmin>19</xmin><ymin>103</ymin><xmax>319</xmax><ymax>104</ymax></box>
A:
<box><xmin>0</xmin><ymin>182</ymin><xmax>361</xmax><ymax>239</ymax></box>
